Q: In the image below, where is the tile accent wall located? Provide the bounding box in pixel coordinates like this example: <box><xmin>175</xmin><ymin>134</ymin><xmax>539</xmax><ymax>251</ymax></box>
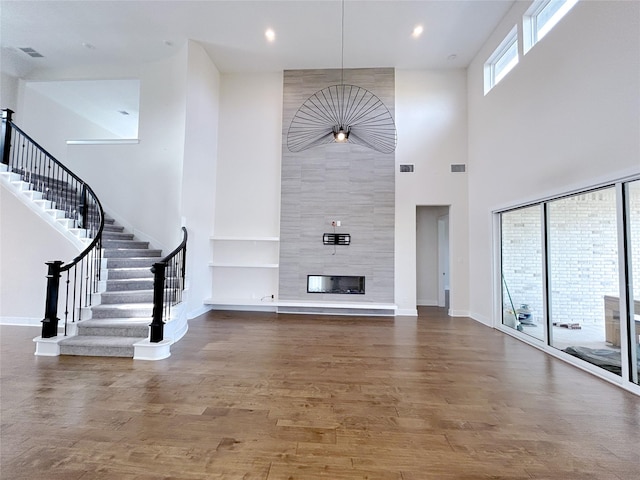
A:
<box><xmin>279</xmin><ymin>68</ymin><xmax>395</xmax><ymax>303</ymax></box>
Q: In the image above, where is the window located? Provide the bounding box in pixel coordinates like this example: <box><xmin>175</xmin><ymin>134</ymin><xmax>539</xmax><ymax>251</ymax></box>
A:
<box><xmin>524</xmin><ymin>0</ymin><xmax>580</xmax><ymax>53</ymax></box>
<box><xmin>484</xmin><ymin>26</ymin><xmax>519</xmax><ymax>94</ymax></box>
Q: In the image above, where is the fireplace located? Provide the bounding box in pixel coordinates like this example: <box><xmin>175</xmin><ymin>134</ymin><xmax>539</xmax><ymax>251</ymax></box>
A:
<box><xmin>307</xmin><ymin>275</ymin><xmax>365</xmax><ymax>295</ymax></box>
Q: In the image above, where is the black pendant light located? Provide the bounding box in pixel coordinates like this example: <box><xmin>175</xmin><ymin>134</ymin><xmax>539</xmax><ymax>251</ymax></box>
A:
<box><xmin>286</xmin><ymin>0</ymin><xmax>397</xmax><ymax>154</ymax></box>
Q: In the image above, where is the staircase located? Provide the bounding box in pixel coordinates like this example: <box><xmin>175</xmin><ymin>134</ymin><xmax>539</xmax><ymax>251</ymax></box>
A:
<box><xmin>3</xmin><ymin>110</ymin><xmax>188</xmax><ymax>360</ymax></box>
<box><xmin>58</xmin><ymin>217</ymin><xmax>164</xmax><ymax>357</ymax></box>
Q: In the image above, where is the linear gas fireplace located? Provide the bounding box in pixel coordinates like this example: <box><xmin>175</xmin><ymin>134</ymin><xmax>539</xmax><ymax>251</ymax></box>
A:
<box><xmin>307</xmin><ymin>275</ymin><xmax>365</xmax><ymax>295</ymax></box>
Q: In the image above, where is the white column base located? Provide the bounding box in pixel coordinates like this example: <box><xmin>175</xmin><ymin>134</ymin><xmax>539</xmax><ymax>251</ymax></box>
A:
<box><xmin>133</xmin><ymin>339</ymin><xmax>172</xmax><ymax>361</ymax></box>
<box><xmin>33</xmin><ymin>336</ymin><xmax>63</xmax><ymax>356</ymax></box>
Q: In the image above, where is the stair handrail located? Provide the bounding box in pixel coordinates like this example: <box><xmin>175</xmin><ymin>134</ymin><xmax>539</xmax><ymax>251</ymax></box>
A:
<box><xmin>150</xmin><ymin>227</ymin><xmax>188</xmax><ymax>343</ymax></box>
<box><xmin>2</xmin><ymin>109</ymin><xmax>105</xmax><ymax>338</ymax></box>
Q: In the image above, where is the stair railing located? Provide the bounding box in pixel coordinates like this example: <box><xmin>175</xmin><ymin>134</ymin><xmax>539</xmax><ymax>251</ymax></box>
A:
<box><xmin>150</xmin><ymin>227</ymin><xmax>187</xmax><ymax>343</ymax></box>
<box><xmin>1</xmin><ymin>109</ymin><xmax>105</xmax><ymax>338</ymax></box>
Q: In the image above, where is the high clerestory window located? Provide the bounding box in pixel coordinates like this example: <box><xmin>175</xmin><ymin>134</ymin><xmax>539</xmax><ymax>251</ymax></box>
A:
<box><xmin>524</xmin><ymin>0</ymin><xmax>580</xmax><ymax>54</ymax></box>
<box><xmin>484</xmin><ymin>26</ymin><xmax>519</xmax><ymax>94</ymax></box>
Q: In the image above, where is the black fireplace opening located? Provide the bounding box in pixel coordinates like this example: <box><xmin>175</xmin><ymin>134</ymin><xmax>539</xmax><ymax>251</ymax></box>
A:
<box><xmin>307</xmin><ymin>275</ymin><xmax>365</xmax><ymax>294</ymax></box>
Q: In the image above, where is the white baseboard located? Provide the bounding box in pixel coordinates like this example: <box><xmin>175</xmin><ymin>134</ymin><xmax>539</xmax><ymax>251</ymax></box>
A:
<box><xmin>469</xmin><ymin>311</ymin><xmax>492</xmax><ymax>326</ymax></box>
<box><xmin>449</xmin><ymin>309</ymin><xmax>471</xmax><ymax>317</ymax></box>
<box><xmin>395</xmin><ymin>308</ymin><xmax>418</xmax><ymax>316</ymax></box>
<box><xmin>0</xmin><ymin>316</ymin><xmax>41</xmax><ymax>327</ymax></box>
<box><xmin>187</xmin><ymin>304</ymin><xmax>212</xmax><ymax>320</ymax></box>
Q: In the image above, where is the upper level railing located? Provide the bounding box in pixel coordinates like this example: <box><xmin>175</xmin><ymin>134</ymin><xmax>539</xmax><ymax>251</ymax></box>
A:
<box><xmin>150</xmin><ymin>227</ymin><xmax>187</xmax><ymax>343</ymax></box>
<box><xmin>1</xmin><ymin>109</ymin><xmax>104</xmax><ymax>338</ymax></box>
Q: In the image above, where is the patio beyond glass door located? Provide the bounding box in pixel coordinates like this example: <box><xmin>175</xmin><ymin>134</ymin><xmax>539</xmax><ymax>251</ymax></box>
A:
<box><xmin>501</xmin><ymin>206</ymin><xmax>544</xmax><ymax>341</ymax></box>
<box><xmin>547</xmin><ymin>187</ymin><xmax>621</xmax><ymax>376</ymax></box>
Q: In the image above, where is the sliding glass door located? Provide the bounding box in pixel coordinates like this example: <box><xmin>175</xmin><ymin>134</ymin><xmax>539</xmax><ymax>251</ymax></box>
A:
<box><xmin>498</xmin><ymin>179</ymin><xmax>640</xmax><ymax>387</ymax></box>
<box><xmin>547</xmin><ymin>188</ymin><xmax>621</xmax><ymax>375</ymax></box>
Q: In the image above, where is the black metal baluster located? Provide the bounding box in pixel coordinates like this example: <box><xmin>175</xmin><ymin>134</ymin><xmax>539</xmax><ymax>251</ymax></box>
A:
<box><xmin>64</xmin><ymin>269</ymin><xmax>71</xmax><ymax>334</ymax></box>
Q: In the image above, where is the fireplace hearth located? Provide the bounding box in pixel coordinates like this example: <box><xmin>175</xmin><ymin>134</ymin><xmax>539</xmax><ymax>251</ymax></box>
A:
<box><xmin>307</xmin><ymin>275</ymin><xmax>365</xmax><ymax>295</ymax></box>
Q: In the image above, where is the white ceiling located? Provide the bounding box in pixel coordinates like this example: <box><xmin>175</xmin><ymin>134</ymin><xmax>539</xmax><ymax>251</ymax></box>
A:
<box><xmin>1</xmin><ymin>0</ymin><xmax>516</xmax><ymax>77</ymax></box>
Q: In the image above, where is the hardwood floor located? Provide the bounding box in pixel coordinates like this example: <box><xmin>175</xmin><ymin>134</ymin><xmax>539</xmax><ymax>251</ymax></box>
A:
<box><xmin>1</xmin><ymin>307</ymin><xmax>639</xmax><ymax>479</ymax></box>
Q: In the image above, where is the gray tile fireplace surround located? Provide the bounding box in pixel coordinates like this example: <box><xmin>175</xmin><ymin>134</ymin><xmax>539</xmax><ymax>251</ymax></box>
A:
<box><xmin>279</xmin><ymin>68</ymin><xmax>395</xmax><ymax>314</ymax></box>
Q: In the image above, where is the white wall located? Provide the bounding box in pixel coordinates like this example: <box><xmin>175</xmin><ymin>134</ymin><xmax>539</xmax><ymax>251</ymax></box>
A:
<box><xmin>208</xmin><ymin>73</ymin><xmax>283</xmax><ymax>303</ymax></box>
<box><xmin>395</xmin><ymin>69</ymin><xmax>469</xmax><ymax>315</ymax></box>
<box><xmin>467</xmin><ymin>0</ymin><xmax>640</xmax><ymax>325</ymax></box>
<box><xmin>1</xmin><ymin>73</ymin><xmax>19</xmax><ymax>112</ymax></box>
<box><xmin>17</xmin><ymin>49</ymin><xmax>189</xmax><ymax>251</ymax></box>
<box><xmin>21</xmin><ymin>86</ymin><xmax>119</xmax><ymax>155</ymax></box>
<box><xmin>180</xmin><ymin>40</ymin><xmax>221</xmax><ymax>316</ymax></box>
<box><xmin>214</xmin><ymin>73</ymin><xmax>283</xmax><ymax>238</ymax></box>
<box><xmin>0</xmin><ymin>185</ymin><xmax>80</xmax><ymax>323</ymax></box>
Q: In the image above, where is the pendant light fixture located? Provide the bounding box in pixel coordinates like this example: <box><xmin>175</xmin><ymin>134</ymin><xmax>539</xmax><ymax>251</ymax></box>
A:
<box><xmin>286</xmin><ymin>0</ymin><xmax>397</xmax><ymax>154</ymax></box>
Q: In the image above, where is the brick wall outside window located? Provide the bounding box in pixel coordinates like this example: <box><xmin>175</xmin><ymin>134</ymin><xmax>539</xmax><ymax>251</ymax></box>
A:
<box><xmin>502</xmin><ymin>186</ymin><xmax>640</xmax><ymax>326</ymax></box>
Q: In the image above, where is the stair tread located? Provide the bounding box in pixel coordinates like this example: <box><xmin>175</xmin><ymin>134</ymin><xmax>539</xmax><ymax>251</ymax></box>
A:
<box><xmin>100</xmin><ymin>286</ymin><xmax>153</xmax><ymax>290</ymax></box>
<box><xmin>92</xmin><ymin>302</ymin><xmax>154</xmax><ymax>309</ymax></box>
<box><xmin>80</xmin><ymin>318</ymin><xmax>151</xmax><ymax>325</ymax></box>
<box><xmin>59</xmin><ymin>335</ymin><xmax>144</xmax><ymax>346</ymax></box>
<box><xmin>106</xmin><ymin>277</ymin><xmax>154</xmax><ymax>282</ymax></box>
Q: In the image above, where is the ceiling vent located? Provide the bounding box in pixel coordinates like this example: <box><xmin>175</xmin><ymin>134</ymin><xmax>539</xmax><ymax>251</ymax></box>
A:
<box><xmin>19</xmin><ymin>47</ymin><xmax>44</xmax><ymax>58</ymax></box>
<box><xmin>450</xmin><ymin>164</ymin><xmax>466</xmax><ymax>173</ymax></box>
<box><xmin>399</xmin><ymin>164</ymin><xmax>414</xmax><ymax>173</ymax></box>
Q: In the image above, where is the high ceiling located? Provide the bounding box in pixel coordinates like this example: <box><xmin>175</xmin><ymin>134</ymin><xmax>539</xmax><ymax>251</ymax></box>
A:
<box><xmin>1</xmin><ymin>0</ymin><xmax>515</xmax><ymax>78</ymax></box>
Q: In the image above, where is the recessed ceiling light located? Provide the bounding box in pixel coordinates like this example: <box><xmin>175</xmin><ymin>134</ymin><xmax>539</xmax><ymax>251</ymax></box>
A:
<box><xmin>412</xmin><ymin>25</ymin><xmax>424</xmax><ymax>38</ymax></box>
<box><xmin>265</xmin><ymin>29</ymin><xmax>276</xmax><ymax>42</ymax></box>
<box><xmin>447</xmin><ymin>54</ymin><xmax>457</xmax><ymax>61</ymax></box>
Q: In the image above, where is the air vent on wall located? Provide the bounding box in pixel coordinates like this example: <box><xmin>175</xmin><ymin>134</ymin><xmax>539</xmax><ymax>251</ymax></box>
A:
<box><xmin>451</xmin><ymin>164</ymin><xmax>466</xmax><ymax>173</ymax></box>
<box><xmin>399</xmin><ymin>164</ymin><xmax>414</xmax><ymax>173</ymax></box>
<box><xmin>19</xmin><ymin>47</ymin><xmax>44</xmax><ymax>58</ymax></box>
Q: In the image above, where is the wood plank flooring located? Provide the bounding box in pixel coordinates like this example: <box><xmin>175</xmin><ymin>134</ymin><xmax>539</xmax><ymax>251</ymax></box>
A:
<box><xmin>1</xmin><ymin>307</ymin><xmax>639</xmax><ymax>479</ymax></box>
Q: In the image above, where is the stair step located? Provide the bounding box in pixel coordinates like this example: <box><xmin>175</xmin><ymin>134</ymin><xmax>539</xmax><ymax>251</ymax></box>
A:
<box><xmin>91</xmin><ymin>303</ymin><xmax>154</xmax><ymax>319</ymax></box>
<box><xmin>102</xmin><ymin>239</ymin><xmax>149</xmax><ymax>249</ymax></box>
<box><xmin>33</xmin><ymin>199</ymin><xmax>53</xmax><ymax>210</ymax></box>
<box><xmin>103</xmin><ymin>248</ymin><xmax>163</xmax><ymax>258</ymax></box>
<box><xmin>23</xmin><ymin>190</ymin><xmax>43</xmax><ymax>200</ymax></box>
<box><xmin>57</xmin><ymin>218</ymin><xmax>76</xmax><ymax>229</ymax></box>
<box><xmin>107</xmin><ymin>267</ymin><xmax>153</xmax><ymax>280</ymax></box>
<box><xmin>58</xmin><ymin>335</ymin><xmax>141</xmax><ymax>357</ymax></box>
<box><xmin>105</xmin><ymin>278</ymin><xmax>154</xmax><ymax>291</ymax></box>
<box><xmin>100</xmin><ymin>290</ymin><xmax>155</xmax><ymax>304</ymax></box>
<box><xmin>102</xmin><ymin>231</ymin><xmax>134</xmax><ymax>240</ymax></box>
<box><xmin>0</xmin><ymin>171</ymin><xmax>20</xmax><ymax>182</ymax></box>
<box><xmin>69</xmin><ymin>228</ymin><xmax>89</xmax><ymax>238</ymax></box>
<box><xmin>106</xmin><ymin>257</ymin><xmax>163</xmax><ymax>268</ymax></box>
<box><xmin>45</xmin><ymin>209</ymin><xmax>66</xmax><ymax>219</ymax></box>
<box><xmin>76</xmin><ymin>318</ymin><xmax>149</xmax><ymax>337</ymax></box>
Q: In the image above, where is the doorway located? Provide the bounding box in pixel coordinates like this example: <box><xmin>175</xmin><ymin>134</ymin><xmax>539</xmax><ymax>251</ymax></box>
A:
<box><xmin>416</xmin><ymin>206</ymin><xmax>450</xmax><ymax>310</ymax></box>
